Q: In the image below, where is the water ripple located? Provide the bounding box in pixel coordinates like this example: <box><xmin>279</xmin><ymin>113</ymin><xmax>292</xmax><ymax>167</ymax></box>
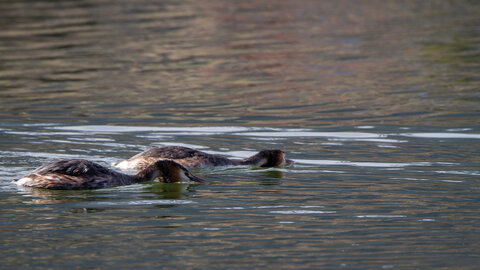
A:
<box><xmin>270</xmin><ymin>210</ymin><xmax>336</xmax><ymax>215</ymax></box>
<box><xmin>356</xmin><ymin>215</ymin><xmax>407</xmax><ymax>219</ymax></box>
<box><xmin>94</xmin><ymin>199</ymin><xmax>196</xmax><ymax>206</ymax></box>
<box><xmin>294</xmin><ymin>159</ymin><xmax>453</xmax><ymax>168</ymax></box>
<box><xmin>400</xmin><ymin>132</ymin><xmax>480</xmax><ymax>139</ymax></box>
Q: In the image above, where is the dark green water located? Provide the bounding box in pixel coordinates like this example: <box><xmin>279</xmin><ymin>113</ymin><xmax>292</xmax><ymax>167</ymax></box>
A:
<box><xmin>1</xmin><ymin>1</ymin><xmax>479</xmax><ymax>269</ymax></box>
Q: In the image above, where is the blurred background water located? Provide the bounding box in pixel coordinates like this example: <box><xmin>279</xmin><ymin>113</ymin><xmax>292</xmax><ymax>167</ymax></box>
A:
<box><xmin>1</xmin><ymin>0</ymin><xmax>479</xmax><ymax>269</ymax></box>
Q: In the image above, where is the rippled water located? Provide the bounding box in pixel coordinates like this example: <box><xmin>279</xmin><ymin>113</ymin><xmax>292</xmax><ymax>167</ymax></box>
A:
<box><xmin>1</xmin><ymin>1</ymin><xmax>480</xmax><ymax>269</ymax></box>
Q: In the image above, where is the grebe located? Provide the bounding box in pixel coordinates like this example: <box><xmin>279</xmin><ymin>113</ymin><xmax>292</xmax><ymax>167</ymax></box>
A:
<box><xmin>114</xmin><ymin>146</ymin><xmax>294</xmax><ymax>170</ymax></box>
<box><xmin>15</xmin><ymin>159</ymin><xmax>205</xmax><ymax>190</ymax></box>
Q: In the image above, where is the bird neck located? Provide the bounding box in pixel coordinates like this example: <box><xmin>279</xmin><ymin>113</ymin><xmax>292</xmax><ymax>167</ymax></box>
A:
<box><xmin>134</xmin><ymin>166</ymin><xmax>161</xmax><ymax>182</ymax></box>
<box><xmin>240</xmin><ymin>153</ymin><xmax>267</xmax><ymax>166</ymax></box>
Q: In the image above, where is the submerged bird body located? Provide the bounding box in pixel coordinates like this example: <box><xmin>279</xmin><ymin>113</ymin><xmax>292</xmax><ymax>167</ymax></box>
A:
<box><xmin>114</xmin><ymin>146</ymin><xmax>292</xmax><ymax>171</ymax></box>
<box><xmin>16</xmin><ymin>159</ymin><xmax>204</xmax><ymax>190</ymax></box>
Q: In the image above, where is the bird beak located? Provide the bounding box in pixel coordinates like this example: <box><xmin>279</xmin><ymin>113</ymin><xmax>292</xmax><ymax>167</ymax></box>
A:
<box><xmin>189</xmin><ymin>174</ymin><xmax>207</xmax><ymax>183</ymax></box>
<box><xmin>285</xmin><ymin>159</ymin><xmax>295</xmax><ymax>165</ymax></box>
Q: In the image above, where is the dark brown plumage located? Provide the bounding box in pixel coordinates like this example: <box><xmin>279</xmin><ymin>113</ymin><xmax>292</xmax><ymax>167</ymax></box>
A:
<box><xmin>16</xmin><ymin>159</ymin><xmax>205</xmax><ymax>190</ymax></box>
<box><xmin>114</xmin><ymin>146</ymin><xmax>294</xmax><ymax>171</ymax></box>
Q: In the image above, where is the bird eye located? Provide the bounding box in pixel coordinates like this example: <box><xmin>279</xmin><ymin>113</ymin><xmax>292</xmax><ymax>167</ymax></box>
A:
<box><xmin>181</xmin><ymin>171</ymin><xmax>191</xmax><ymax>181</ymax></box>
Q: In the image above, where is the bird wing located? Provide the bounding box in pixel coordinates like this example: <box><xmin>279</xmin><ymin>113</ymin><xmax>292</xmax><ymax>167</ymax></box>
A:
<box><xmin>32</xmin><ymin>159</ymin><xmax>110</xmax><ymax>177</ymax></box>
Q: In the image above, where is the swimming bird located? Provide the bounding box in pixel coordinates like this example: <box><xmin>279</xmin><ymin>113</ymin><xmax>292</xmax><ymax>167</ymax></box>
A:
<box><xmin>15</xmin><ymin>159</ymin><xmax>205</xmax><ymax>190</ymax></box>
<box><xmin>114</xmin><ymin>146</ymin><xmax>294</xmax><ymax>171</ymax></box>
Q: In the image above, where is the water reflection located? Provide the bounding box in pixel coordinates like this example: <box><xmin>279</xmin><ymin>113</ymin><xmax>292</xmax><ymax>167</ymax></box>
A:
<box><xmin>255</xmin><ymin>170</ymin><xmax>284</xmax><ymax>186</ymax></box>
<box><xmin>16</xmin><ymin>180</ymin><xmax>200</xmax><ymax>204</ymax></box>
<box><xmin>0</xmin><ymin>1</ymin><xmax>479</xmax><ymax>127</ymax></box>
<box><xmin>17</xmin><ymin>186</ymin><xmax>99</xmax><ymax>204</ymax></box>
<box><xmin>144</xmin><ymin>182</ymin><xmax>196</xmax><ymax>199</ymax></box>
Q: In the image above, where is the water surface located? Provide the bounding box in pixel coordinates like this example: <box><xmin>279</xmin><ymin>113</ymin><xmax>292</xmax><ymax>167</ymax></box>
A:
<box><xmin>1</xmin><ymin>0</ymin><xmax>479</xmax><ymax>269</ymax></box>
